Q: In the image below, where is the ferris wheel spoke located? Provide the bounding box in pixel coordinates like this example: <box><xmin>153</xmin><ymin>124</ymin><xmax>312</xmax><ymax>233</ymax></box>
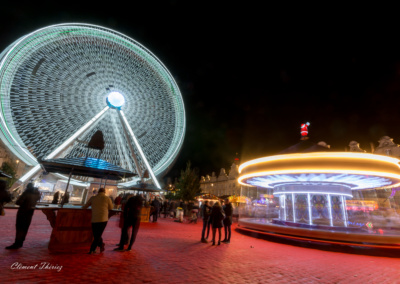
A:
<box><xmin>119</xmin><ymin>110</ymin><xmax>161</xmax><ymax>189</ymax></box>
<box><xmin>19</xmin><ymin>107</ymin><xmax>110</xmax><ymax>183</ymax></box>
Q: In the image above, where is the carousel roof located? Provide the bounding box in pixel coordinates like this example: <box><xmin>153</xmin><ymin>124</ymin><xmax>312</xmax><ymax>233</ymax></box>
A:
<box><xmin>278</xmin><ymin>139</ymin><xmax>332</xmax><ymax>154</ymax></box>
<box><xmin>239</xmin><ymin>152</ymin><xmax>400</xmax><ymax>190</ymax></box>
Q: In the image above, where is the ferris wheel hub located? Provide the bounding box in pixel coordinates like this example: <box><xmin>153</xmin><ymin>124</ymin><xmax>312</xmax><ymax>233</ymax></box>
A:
<box><xmin>106</xmin><ymin>92</ymin><xmax>125</xmax><ymax>109</ymax></box>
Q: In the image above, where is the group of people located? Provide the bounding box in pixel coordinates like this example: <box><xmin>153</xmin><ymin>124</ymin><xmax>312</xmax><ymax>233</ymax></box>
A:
<box><xmin>82</xmin><ymin>194</ymin><xmax>234</xmax><ymax>252</ymax></box>
<box><xmin>201</xmin><ymin>198</ymin><xmax>233</xmax><ymax>245</ymax></box>
<box><xmin>1</xmin><ymin>181</ymin><xmax>235</xmax><ymax>253</ymax></box>
<box><xmin>115</xmin><ymin>193</ymin><xmax>161</xmax><ymax>222</ymax></box>
<box><xmin>159</xmin><ymin>199</ymin><xmax>200</xmax><ymax>219</ymax></box>
<box><xmin>51</xmin><ymin>190</ymin><xmax>69</xmax><ymax>205</ymax></box>
<box><xmin>82</xmin><ymin>188</ymin><xmax>144</xmax><ymax>254</ymax></box>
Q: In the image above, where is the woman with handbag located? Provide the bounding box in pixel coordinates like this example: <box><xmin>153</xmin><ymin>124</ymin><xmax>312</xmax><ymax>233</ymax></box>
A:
<box><xmin>209</xmin><ymin>201</ymin><xmax>225</xmax><ymax>246</ymax></box>
<box><xmin>222</xmin><ymin>198</ymin><xmax>233</xmax><ymax>244</ymax></box>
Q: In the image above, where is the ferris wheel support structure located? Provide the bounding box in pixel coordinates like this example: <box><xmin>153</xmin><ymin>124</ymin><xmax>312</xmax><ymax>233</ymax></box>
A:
<box><xmin>117</xmin><ymin>110</ymin><xmax>143</xmax><ymax>179</ymax></box>
<box><xmin>19</xmin><ymin>106</ymin><xmax>162</xmax><ymax>189</ymax></box>
<box><xmin>119</xmin><ymin>110</ymin><xmax>161</xmax><ymax>188</ymax></box>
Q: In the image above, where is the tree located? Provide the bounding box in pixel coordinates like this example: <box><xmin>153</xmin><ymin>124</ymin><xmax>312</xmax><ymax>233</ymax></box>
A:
<box><xmin>175</xmin><ymin>161</ymin><xmax>201</xmax><ymax>201</ymax></box>
<box><xmin>1</xmin><ymin>162</ymin><xmax>18</xmax><ymax>188</ymax></box>
<box><xmin>165</xmin><ymin>192</ymin><xmax>177</xmax><ymax>200</ymax></box>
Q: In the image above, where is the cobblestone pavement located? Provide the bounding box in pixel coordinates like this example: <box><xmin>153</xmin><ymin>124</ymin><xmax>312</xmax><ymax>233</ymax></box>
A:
<box><xmin>1</xmin><ymin>209</ymin><xmax>400</xmax><ymax>283</ymax></box>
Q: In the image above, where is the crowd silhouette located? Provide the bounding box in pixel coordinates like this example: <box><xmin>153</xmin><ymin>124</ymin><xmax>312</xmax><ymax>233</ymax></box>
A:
<box><xmin>1</xmin><ymin>183</ymin><xmax>234</xmax><ymax>253</ymax></box>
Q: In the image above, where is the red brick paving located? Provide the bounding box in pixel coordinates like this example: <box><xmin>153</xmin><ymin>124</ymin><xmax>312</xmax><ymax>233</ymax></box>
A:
<box><xmin>1</xmin><ymin>209</ymin><xmax>400</xmax><ymax>283</ymax></box>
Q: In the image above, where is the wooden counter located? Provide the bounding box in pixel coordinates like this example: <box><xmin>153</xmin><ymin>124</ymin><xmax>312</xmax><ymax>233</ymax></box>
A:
<box><xmin>6</xmin><ymin>205</ymin><xmax>149</xmax><ymax>252</ymax></box>
<box><xmin>47</xmin><ymin>208</ymin><xmax>92</xmax><ymax>252</ymax></box>
<box><xmin>40</xmin><ymin>206</ymin><xmax>120</xmax><ymax>252</ymax></box>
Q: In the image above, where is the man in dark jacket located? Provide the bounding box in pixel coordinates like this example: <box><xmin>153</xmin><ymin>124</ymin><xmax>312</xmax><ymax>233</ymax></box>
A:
<box><xmin>115</xmin><ymin>195</ymin><xmax>143</xmax><ymax>251</ymax></box>
<box><xmin>200</xmin><ymin>201</ymin><xmax>211</xmax><ymax>243</ymax></box>
<box><xmin>163</xmin><ymin>199</ymin><xmax>169</xmax><ymax>218</ymax></box>
<box><xmin>0</xmin><ymin>180</ymin><xmax>11</xmax><ymax>215</ymax></box>
<box><xmin>151</xmin><ymin>197</ymin><xmax>160</xmax><ymax>222</ymax></box>
<box><xmin>222</xmin><ymin>198</ymin><xmax>233</xmax><ymax>244</ymax></box>
<box><xmin>6</xmin><ymin>183</ymin><xmax>40</xmax><ymax>249</ymax></box>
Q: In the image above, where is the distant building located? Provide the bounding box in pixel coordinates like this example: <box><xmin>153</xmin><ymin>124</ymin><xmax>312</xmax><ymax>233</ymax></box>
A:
<box><xmin>373</xmin><ymin>136</ymin><xmax>400</xmax><ymax>156</ymax></box>
<box><xmin>348</xmin><ymin>141</ymin><xmax>365</xmax><ymax>152</ymax></box>
<box><xmin>200</xmin><ymin>163</ymin><xmax>243</xmax><ymax>197</ymax></box>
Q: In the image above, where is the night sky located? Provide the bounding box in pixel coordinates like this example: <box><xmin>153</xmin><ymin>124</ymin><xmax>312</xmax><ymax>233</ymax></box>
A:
<box><xmin>1</xmin><ymin>3</ymin><xmax>400</xmax><ymax>180</ymax></box>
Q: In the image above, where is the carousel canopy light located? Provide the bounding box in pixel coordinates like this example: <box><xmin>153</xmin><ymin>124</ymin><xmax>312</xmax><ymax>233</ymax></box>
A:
<box><xmin>239</xmin><ymin>152</ymin><xmax>400</xmax><ymax>190</ymax></box>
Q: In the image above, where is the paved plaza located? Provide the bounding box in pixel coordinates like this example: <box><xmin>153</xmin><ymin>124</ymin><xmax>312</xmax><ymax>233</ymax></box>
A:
<box><xmin>1</xmin><ymin>209</ymin><xmax>400</xmax><ymax>283</ymax></box>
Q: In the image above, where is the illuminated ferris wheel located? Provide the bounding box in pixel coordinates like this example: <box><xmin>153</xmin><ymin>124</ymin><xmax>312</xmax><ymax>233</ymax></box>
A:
<box><xmin>0</xmin><ymin>23</ymin><xmax>186</xmax><ymax>187</ymax></box>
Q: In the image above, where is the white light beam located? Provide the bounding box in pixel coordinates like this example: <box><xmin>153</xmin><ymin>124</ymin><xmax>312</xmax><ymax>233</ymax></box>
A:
<box><xmin>120</xmin><ymin>110</ymin><xmax>161</xmax><ymax>189</ymax></box>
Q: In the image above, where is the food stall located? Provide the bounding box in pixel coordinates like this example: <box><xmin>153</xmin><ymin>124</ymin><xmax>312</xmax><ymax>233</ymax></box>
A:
<box><xmin>39</xmin><ymin>157</ymin><xmax>136</xmax><ymax>252</ymax></box>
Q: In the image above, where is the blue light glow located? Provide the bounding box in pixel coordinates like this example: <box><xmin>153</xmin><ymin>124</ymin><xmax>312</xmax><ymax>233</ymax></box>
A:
<box><xmin>107</xmin><ymin>92</ymin><xmax>125</xmax><ymax>108</ymax></box>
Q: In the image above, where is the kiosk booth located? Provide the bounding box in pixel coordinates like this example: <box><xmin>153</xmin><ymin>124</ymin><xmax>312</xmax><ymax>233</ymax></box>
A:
<box><xmin>39</xmin><ymin>157</ymin><xmax>135</xmax><ymax>252</ymax></box>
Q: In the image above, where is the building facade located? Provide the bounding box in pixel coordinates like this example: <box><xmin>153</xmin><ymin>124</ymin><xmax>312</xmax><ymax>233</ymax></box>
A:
<box><xmin>200</xmin><ymin>162</ymin><xmax>245</xmax><ymax>197</ymax></box>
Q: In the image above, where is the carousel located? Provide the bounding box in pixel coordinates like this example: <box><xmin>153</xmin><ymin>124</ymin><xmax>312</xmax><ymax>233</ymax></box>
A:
<box><xmin>237</xmin><ymin>123</ymin><xmax>400</xmax><ymax>248</ymax></box>
<box><xmin>238</xmin><ymin>152</ymin><xmax>400</xmax><ymax>248</ymax></box>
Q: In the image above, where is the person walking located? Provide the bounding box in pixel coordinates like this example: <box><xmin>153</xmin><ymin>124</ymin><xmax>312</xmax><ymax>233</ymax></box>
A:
<box><xmin>222</xmin><ymin>198</ymin><xmax>233</xmax><ymax>244</ymax></box>
<box><xmin>0</xmin><ymin>180</ymin><xmax>11</xmax><ymax>216</ymax></box>
<box><xmin>114</xmin><ymin>193</ymin><xmax>123</xmax><ymax>209</ymax></box>
<box><xmin>151</xmin><ymin>197</ymin><xmax>160</xmax><ymax>222</ymax></box>
<box><xmin>163</xmin><ymin>199</ymin><xmax>169</xmax><ymax>218</ymax></box>
<box><xmin>209</xmin><ymin>201</ymin><xmax>225</xmax><ymax>246</ymax></box>
<box><xmin>158</xmin><ymin>197</ymin><xmax>163</xmax><ymax>218</ymax></box>
<box><xmin>82</xmin><ymin>187</ymin><xmax>113</xmax><ymax>254</ymax></box>
<box><xmin>6</xmin><ymin>183</ymin><xmax>40</xmax><ymax>249</ymax></box>
<box><xmin>200</xmin><ymin>201</ymin><xmax>211</xmax><ymax>243</ymax></box>
<box><xmin>116</xmin><ymin>194</ymin><xmax>134</xmax><ymax>247</ymax></box>
<box><xmin>169</xmin><ymin>200</ymin><xmax>176</xmax><ymax>218</ymax></box>
<box><xmin>114</xmin><ymin>194</ymin><xmax>143</xmax><ymax>252</ymax></box>
<box><xmin>205</xmin><ymin>201</ymin><xmax>214</xmax><ymax>239</ymax></box>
